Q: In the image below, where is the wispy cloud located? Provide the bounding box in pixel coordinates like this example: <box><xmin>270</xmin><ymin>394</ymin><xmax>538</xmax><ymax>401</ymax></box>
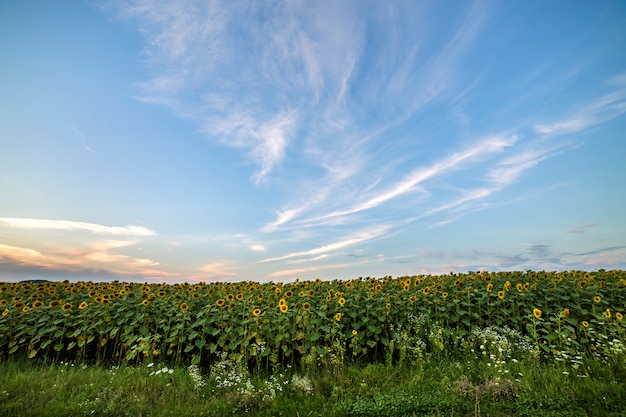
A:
<box><xmin>69</xmin><ymin>125</ymin><xmax>96</xmax><ymax>154</ymax></box>
<box><xmin>568</xmin><ymin>224</ymin><xmax>599</xmax><ymax>234</ymax></box>
<box><xmin>0</xmin><ymin>217</ymin><xmax>156</xmax><ymax>236</ymax></box>
<box><xmin>534</xmin><ymin>74</ymin><xmax>626</xmax><ymax>136</ymax></box>
<box><xmin>260</xmin><ymin>224</ymin><xmax>391</xmax><ymax>263</ymax></box>
<box><xmin>197</xmin><ymin>261</ymin><xmax>239</xmax><ymax>278</ymax></box>
<box><xmin>269</xmin><ymin>258</ymin><xmax>381</xmax><ymax>279</ymax></box>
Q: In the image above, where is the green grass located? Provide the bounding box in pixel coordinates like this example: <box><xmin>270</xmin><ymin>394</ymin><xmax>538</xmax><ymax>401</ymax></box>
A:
<box><xmin>1</xmin><ymin>355</ymin><xmax>625</xmax><ymax>417</ymax></box>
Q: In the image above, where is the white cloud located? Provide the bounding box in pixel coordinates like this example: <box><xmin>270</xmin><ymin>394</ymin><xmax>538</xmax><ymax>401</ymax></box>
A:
<box><xmin>0</xmin><ymin>217</ymin><xmax>156</xmax><ymax>236</ymax></box>
<box><xmin>249</xmin><ymin>244</ymin><xmax>266</xmax><ymax>252</ymax></box>
<box><xmin>300</xmin><ymin>134</ymin><xmax>516</xmax><ymax>225</ymax></box>
<box><xmin>534</xmin><ymin>79</ymin><xmax>626</xmax><ymax>136</ymax></box>
<box><xmin>260</xmin><ymin>224</ymin><xmax>391</xmax><ymax>263</ymax></box>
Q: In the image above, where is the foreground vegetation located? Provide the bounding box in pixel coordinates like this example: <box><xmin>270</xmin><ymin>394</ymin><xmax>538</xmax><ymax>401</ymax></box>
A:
<box><xmin>1</xmin><ymin>352</ymin><xmax>625</xmax><ymax>416</ymax></box>
<box><xmin>1</xmin><ymin>270</ymin><xmax>625</xmax><ymax>415</ymax></box>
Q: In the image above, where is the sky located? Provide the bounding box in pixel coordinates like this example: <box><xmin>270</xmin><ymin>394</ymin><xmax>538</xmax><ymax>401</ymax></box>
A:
<box><xmin>1</xmin><ymin>0</ymin><xmax>626</xmax><ymax>284</ymax></box>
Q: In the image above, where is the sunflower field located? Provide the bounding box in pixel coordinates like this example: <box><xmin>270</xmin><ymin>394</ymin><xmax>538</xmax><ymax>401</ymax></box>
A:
<box><xmin>1</xmin><ymin>270</ymin><xmax>625</xmax><ymax>370</ymax></box>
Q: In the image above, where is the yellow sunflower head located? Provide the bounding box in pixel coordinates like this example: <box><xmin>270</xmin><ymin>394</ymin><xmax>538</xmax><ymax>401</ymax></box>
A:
<box><xmin>62</xmin><ymin>303</ymin><xmax>72</xmax><ymax>311</ymax></box>
<box><xmin>563</xmin><ymin>308</ymin><xmax>570</xmax><ymax>318</ymax></box>
<box><xmin>216</xmin><ymin>299</ymin><xmax>225</xmax><ymax>307</ymax></box>
<box><xmin>605</xmin><ymin>309</ymin><xmax>612</xmax><ymax>319</ymax></box>
<box><xmin>79</xmin><ymin>301</ymin><xmax>88</xmax><ymax>310</ymax></box>
<box><xmin>180</xmin><ymin>302</ymin><xmax>189</xmax><ymax>311</ymax></box>
<box><xmin>533</xmin><ymin>308</ymin><xmax>542</xmax><ymax>319</ymax></box>
<box><xmin>593</xmin><ymin>296</ymin><xmax>601</xmax><ymax>303</ymax></box>
<box><xmin>486</xmin><ymin>283</ymin><xmax>493</xmax><ymax>293</ymax></box>
<box><xmin>335</xmin><ymin>313</ymin><xmax>341</xmax><ymax>322</ymax></box>
<box><xmin>280</xmin><ymin>304</ymin><xmax>288</xmax><ymax>313</ymax></box>
<box><xmin>616</xmin><ymin>312</ymin><xmax>623</xmax><ymax>321</ymax></box>
<box><xmin>497</xmin><ymin>291</ymin><xmax>505</xmax><ymax>299</ymax></box>
<box><xmin>252</xmin><ymin>307</ymin><xmax>261</xmax><ymax>317</ymax></box>
<box><xmin>338</xmin><ymin>297</ymin><xmax>346</xmax><ymax>306</ymax></box>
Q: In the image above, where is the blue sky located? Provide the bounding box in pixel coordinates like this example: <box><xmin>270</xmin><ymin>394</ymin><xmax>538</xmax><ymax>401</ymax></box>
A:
<box><xmin>1</xmin><ymin>0</ymin><xmax>625</xmax><ymax>283</ymax></box>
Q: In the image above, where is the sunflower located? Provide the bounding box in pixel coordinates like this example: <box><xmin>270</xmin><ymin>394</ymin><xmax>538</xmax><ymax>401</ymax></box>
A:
<box><xmin>142</xmin><ymin>299</ymin><xmax>150</xmax><ymax>307</ymax></box>
<box><xmin>279</xmin><ymin>298</ymin><xmax>286</xmax><ymax>306</ymax></box>
<box><xmin>0</xmin><ymin>300</ymin><xmax>7</xmax><ymax>306</ymax></box>
<box><xmin>605</xmin><ymin>309</ymin><xmax>612</xmax><ymax>319</ymax></box>
<box><xmin>497</xmin><ymin>291</ymin><xmax>505</xmax><ymax>299</ymax></box>
<box><xmin>422</xmin><ymin>287</ymin><xmax>431</xmax><ymax>295</ymax></box>
<box><xmin>385</xmin><ymin>303</ymin><xmax>391</xmax><ymax>309</ymax></box>
<box><xmin>454</xmin><ymin>279</ymin><xmax>462</xmax><ymax>287</ymax></box>
<box><xmin>228</xmin><ymin>302</ymin><xmax>236</xmax><ymax>309</ymax></box>
<box><xmin>441</xmin><ymin>292</ymin><xmax>448</xmax><ymax>299</ymax></box>
<box><xmin>280</xmin><ymin>304</ymin><xmax>288</xmax><ymax>313</ymax></box>
<box><xmin>504</xmin><ymin>281</ymin><xmax>511</xmax><ymax>291</ymax></box>
<box><xmin>351</xmin><ymin>329</ymin><xmax>358</xmax><ymax>336</ymax></box>
<box><xmin>257</xmin><ymin>294</ymin><xmax>264</xmax><ymax>300</ymax></box>
<box><xmin>192</xmin><ymin>293</ymin><xmax>201</xmax><ymax>299</ymax></box>
<box><xmin>2</xmin><ymin>308</ymin><xmax>8</xmax><ymax>316</ymax></box>
<box><xmin>581</xmin><ymin>320</ymin><xmax>589</xmax><ymax>327</ymax></box>
<box><xmin>62</xmin><ymin>303</ymin><xmax>72</xmax><ymax>311</ymax></box>
<box><xmin>22</xmin><ymin>306</ymin><xmax>30</xmax><ymax>313</ymax></box>
<box><xmin>79</xmin><ymin>301</ymin><xmax>88</xmax><ymax>310</ymax></box>
<box><xmin>307</xmin><ymin>290</ymin><xmax>315</xmax><ymax>297</ymax></box>
<box><xmin>409</xmin><ymin>296</ymin><xmax>417</xmax><ymax>303</ymax></box>
<box><xmin>303</xmin><ymin>302</ymin><xmax>311</xmax><ymax>311</ymax></box>
<box><xmin>533</xmin><ymin>308</ymin><xmax>542</xmax><ymax>319</ymax></box>
<box><xmin>338</xmin><ymin>297</ymin><xmax>346</xmax><ymax>306</ymax></box>
<box><xmin>32</xmin><ymin>300</ymin><xmax>44</xmax><ymax>308</ymax></box>
<box><xmin>335</xmin><ymin>313</ymin><xmax>341</xmax><ymax>322</ymax></box>
<box><xmin>516</xmin><ymin>283</ymin><xmax>524</xmax><ymax>293</ymax></box>
<box><xmin>226</xmin><ymin>294</ymin><xmax>234</xmax><ymax>301</ymax></box>
<box><xmin>593</xmin><ymin>296</ymin><xmax>601</xmax><ymax>303</ymax></box>
<box><xmin>180</xmin><ymin>302</ymin><xmax>189</xmax><ymax>311</ymax></box>
<box><xmin>325</xmin><ymin>295</ymin><xmax>331</xmax><ymax>302</ymax></box>
<box><xmin>616</xmin><ymin>312</ymin><xmax>623</xmax><ymax>321</ymax></box>
<box><xmin>216</xmin><ymin>299</ymin><xmax>225</xmax><ymax>307</ymax></box>
<box><xmin>235</xmin><ymin>293</ymin><xmax>244</xmax><ymax>301</ymax></box>
<box><xmin>252</xmin><ymin>307</ymin><xmax>261</xmax><ymax>317</ymax></box>
<box><xmin>486</xmin><ymin>283</ymin><xmax>493</xmax><ymax>293</ymax></box>
<box><xmin>148</xmin><ymin>294</ymin><xmax>156</xmax><ymax>301</ymax></box>
<box><xmin>578</xmin><ymin>281</ymin><xmax>587</xmax><ymax>288</ymax></box>
<box><xmin>563</xmin><ymin>308</ymin><xmax>570</xmax><ymax>318</ymax></box>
